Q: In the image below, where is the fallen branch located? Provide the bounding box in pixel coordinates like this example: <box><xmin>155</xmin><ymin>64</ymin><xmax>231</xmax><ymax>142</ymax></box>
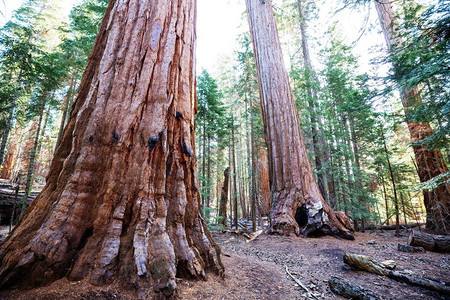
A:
<box><xmin>328</xmin><ymin>276</ymin><xmax>380</xmax><ymax>300</ymax></box>
<box><xmin>343</xmin><ymin>253</ymin><xmax>450</xmax><ymax>295</ymax></box>
<box><xmin>245</xmin><ymin>229</ymin><xmax>263</xmax><ymax>243</ymax></box>
<box><xmin>285</xmin><ymin>266</ymin><xmax>318</xmax><ymax>299</ymax></box>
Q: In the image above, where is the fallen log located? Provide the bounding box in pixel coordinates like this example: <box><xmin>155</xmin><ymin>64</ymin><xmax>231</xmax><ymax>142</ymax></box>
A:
<box><xmin>343</xmin><ymin>253</ymin><xmax>450</xmax><ymax>295</ymax></box>
<box><xmin>365</xmin><ymin>223</ymin><xmax>424</xmax><ymax>231</ymax></box>
<box><xmin>433</xmin><ymin>235</ymin><xmax>450</xmax><ymax>253</ymax></box>
<box><xmin>343</xmin><ymin>253</ymin><xmax>387</xmax><ymax>276</ymax></box>
<box><xmin>388</xmin><ymin>270</ymin><xmax>450</xmax><ymax>295</ymax></box>
<box><xmin>397</xmin><ymin>243</ymin><xmax>424</xmax><ymax>253</ymax></box>
<box><xmin>328</xmin><ymin>276</ymin><xmax>380</xmax><ymax>300</ymax></box>
<box><xmin>408</xmin><ymin>230</ymin><xmax>450</xmax><ymax>253</ymax></box>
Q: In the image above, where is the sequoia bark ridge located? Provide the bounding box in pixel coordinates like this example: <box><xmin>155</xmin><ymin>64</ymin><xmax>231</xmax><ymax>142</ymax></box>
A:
<box><xmin>244</xmin><ymin>0</ymin><xmax>354</xmax><ymax>239</ymax></box>
<box><xmin>0</xmin><ymin>0</ymin><xmax>223</xmax><ymax>297</ymax></box>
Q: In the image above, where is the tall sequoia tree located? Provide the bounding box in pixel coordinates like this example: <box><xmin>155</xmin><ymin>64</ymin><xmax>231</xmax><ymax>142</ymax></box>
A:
<box><xmin>0</xmin><ymin>0</ymin><xmax>223</xmax><ymax>297</ymax></box>
<box><xmin>374</xmin><ymin>0</ymin><xmax>450</xmax><ymax>233</ymax></box>
<box><xmin>244</xmin><ymin>0</ymin><xmax>354</xmax><ymax>239</ymax></box>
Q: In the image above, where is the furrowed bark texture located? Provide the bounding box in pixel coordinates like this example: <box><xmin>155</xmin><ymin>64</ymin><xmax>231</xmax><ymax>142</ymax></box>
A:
<box><xmin>375</xmin><ymin>0</ymin><xmax>450</xmax><ymax>233</ymax></box>
<box><xmin>257</xmin><ymin>148</ymin><xmax>270</xmax><ymax>218</ymax></box>
<box><xmin>0</xmin><ymin>0</ymin><xmax>223</xmax><ymax>297</ymax></box>
<box><xmin>244</xmin><ymin>0</ymin><xmax>353</xmax><ymax>239</ymax></box>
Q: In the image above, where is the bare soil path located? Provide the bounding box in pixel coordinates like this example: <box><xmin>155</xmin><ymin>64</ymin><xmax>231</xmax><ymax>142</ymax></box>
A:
<box><xmin>178</xmin><ymin>231</ymin><xmax>450</xmax><ymax>299</ymax></box>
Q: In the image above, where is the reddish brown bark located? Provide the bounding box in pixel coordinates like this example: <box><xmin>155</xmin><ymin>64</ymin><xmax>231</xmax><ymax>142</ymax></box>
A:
<box><xmin>0</xmin><ymin>128</ymin><xmax>21</xmax><ymax>180</ymax></box>
<box><xmin>245</xmin><ymin>0</ymin><xmax>353</xmax><ymax>239</ymax></box>
<box><xmin>0</xmin><ymin>0</ymin><xmax>223</xmax><ymax>296</ymax></box>
<box><xmin>375</xmin><ymin>0</ymin><xmax>450</xmax><ymax>233</ymax></box>
<box><xmin>257</xmin><ymin>148</ymin><xmax>270</xmax><ymax>218</ymax></box>
<box><xmin>297</xmin><ymin>0</ymin><xmax>326</xmax><ymax>200</ymax></box>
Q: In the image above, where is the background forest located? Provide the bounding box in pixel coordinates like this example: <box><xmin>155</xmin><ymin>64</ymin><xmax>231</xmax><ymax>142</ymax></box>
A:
<box><xmin>0</xmin><ymin>0</ymin><xmax>448</xmax><ymax>234</ymax></box>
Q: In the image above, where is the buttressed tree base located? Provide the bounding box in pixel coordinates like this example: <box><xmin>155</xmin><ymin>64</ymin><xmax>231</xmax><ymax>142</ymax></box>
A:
<box><xmin>0</xmin><ymin>0</ymin><xmax>223</xmax><ymax>297</ymax></box>
<box><xmin>245</xmin><ymin>0</ymin><xmax>354</xmax><ymax>239</ymax></box>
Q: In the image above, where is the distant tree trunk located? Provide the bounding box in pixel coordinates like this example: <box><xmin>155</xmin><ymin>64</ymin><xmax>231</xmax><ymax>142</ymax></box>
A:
<box><xmin>19</xmin><ymin>102</ymin><xmax>46</xmax><ymax>220</ymax></box>
<box><xmin>201</xmin><ymin>121</ymin><xmax>207</xmax><ymax>213</ymax></box>
<box><xmin>219</xmin><ymin>167</ymin><xmax>229</xmax><ymax>227</ymax></box>
<box><xmin>0</xmin><ymin>0</ymin><xmax>223</xmax><ymax>296</ymax></box>
<box><xmin>206</xmin><ymin>134</ymin><xmax>211</xmax><ymax>220</ymax></box>
<box><xmin>0</xmin><ymin>70</ymin><xmax>22</xmax><ymax>168</ymax></box>
<box><xmin>375</xmin><ymin>0</ymin><xmax>450</xmax><ymax>233</ymax></box>
<box><xmin>56</xmin><ymin>76</ymin><xmax>76</xmax><ymax>148</ymax></box>
<box><xmin>382</xmin><ymin>133</ymin><xmax>400</xmax><ymax>235</ymax></box>
<box><xmin>231</xmin><ymin>117</ymin><xmax>238</xmax><ymax>228</ymax></box>
<box><xmin>327</xmin><ymin>142</ymin><xmax>337</xmax><ymax>208</ymax></box>
<box><xmin>400</xmin><ymin>192</ymin><xmax>408</xmax><ymax>226</ymax></box>
<box><xmin>297</xmin><ymin>0</ymin><xmax>326</xmax><ymax>200</ymax></box>
<box><xmin>380</xmin><ymin>173</ymin><xmax>390</xmax><ymax>225</ymax></box>
<box><xmin>250</xmin><ymin>103</ymin><xmax>257</xmax><ymax>231</ymax></box>
<box><xmin>335</xmin><ymin>138</ymin><xmax>348</xmax><ymax>214</ymax></box>
<box><xmin>349</xmin><ymin>116</ymin><xmax>367</xmax><ymax>231</ymax></box>
<box><xmin>245</xmin><ymin>96</ymin><xmax>253</xmax><ymax>220</ymax></box>
<box><xmin>245</xmin><ymin>0</ymin><xmax>353</xmax><ymax>238</ymax></box>
<box><xmin>228</xmin><ymin>143</ymin><xmax>233</xmax><ymax>225</ymax></box>
<box><xmin>35</xmin><ymin>106</ymin><xmax>51</xmax><ymax>169</ymax></box>
<box><xmin>238</xmin><ymin>167</ymin><xmax>248</xmax><ymax>220</ymax></box>
<box><xmin>1</xmin><ymin>127</ymin><xmax>21</xmax><ymax>180</ymax></box>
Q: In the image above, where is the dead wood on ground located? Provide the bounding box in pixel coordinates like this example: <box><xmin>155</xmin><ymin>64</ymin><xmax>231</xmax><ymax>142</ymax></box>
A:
<box><xmin>343</xmin><ymin>253</ymin><xmax>450</xmax><ymax>295</ymax></box>
<box><xmin>328</xmin><ymin>276</ymin><xmax>380</xmax><ymax>300</ymax></box>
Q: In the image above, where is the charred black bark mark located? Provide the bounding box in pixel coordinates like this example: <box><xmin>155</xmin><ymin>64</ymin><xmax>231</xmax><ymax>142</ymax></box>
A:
<box><xmin>112</xmin><ymin>131</ymin><xmax>119</xmax><ymax>144</ymax></box>
<box><xmin>176</xmin><ymin>111</ymin><xmax>183</xmax><ymax>119</ymax></box>
<box><xmin>295</xmin><ymin>206</ymin><xmax>308</xmax><ymax>227</ymax></box>
<box><xmin>178</xmin><ymin>65</ymin><xmax>182</xmax><ymax>72</ymax></box>
<box><xmin>298</xmin><ymin>205</ymin><xmax>325</xmax><ymax>237</ymax></box>
<box><xmin>147</xmin><ymin>132</ymin><xmax>164</xmax><ymax>162</ymax></box>
<box><xmin>296</xmin><ymin>205</ymin><xmax>355</xmax><ymax>240</ymax></box>
<box><xmin>89</xmin><ymin>136</ymin><xmax>94</xmax><ymax>142</ymax></box>
<box><xmin>148</xmin><ymin>137</ymin><xmax>159</xmax><ymax>152</ymax></box>
<box><xmin>121</xmin><ymin>201</ymin><xmax>134</xmax><ymax>237</ymax></box>
<box><xmin>182</xmin><ymin>139</ymin><xmax>192</xmax><ymax>157</ymax></box>
<box><xmin>77</xmin><ymin>228</ymin><xmax>93</xmax><ymax>251</ymax></box>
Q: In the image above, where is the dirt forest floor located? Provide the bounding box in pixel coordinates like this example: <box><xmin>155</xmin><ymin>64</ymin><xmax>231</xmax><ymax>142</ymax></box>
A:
<box><xmin>1</xmin><ymin>229</ymin><xmax>449</xmax><ymax>299</ymax></box>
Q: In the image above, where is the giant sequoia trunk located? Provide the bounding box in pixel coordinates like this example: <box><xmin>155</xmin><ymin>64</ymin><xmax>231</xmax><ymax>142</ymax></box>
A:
<box><xmin>244</xmin><ymin>0</ymin><xmax>353</xmax><ymax>239</ymax></box>
<box><xmin>375</xmin><ymin>0</ymin><xmax>450</xmax><ymax>233</ymax></box>
<box><xmin>0</xmin><ymin>0</ymin><xmax>223</xmax><ymax>297</ymax></box>
<box><xmin>297</xmin><ymin>0</ymin><xmax>326</xmax><ymax>200</ymax></box>
<box><xmin>257</xmin><ymin>148</ymin><xmax>270</xmax><ymax>218</ymax></box>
